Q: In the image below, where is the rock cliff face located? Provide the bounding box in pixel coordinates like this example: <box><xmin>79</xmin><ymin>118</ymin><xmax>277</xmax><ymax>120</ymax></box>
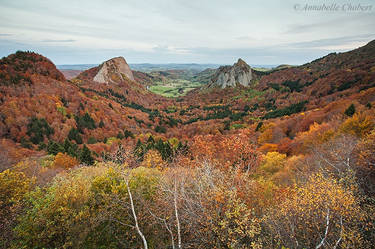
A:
<box><xmin>93</xmin><ymin>56</ymin><xmax>134</xmax><ymax>84</ymax></box>
<box><xmin>209</xmin><ymin>58</ymin><xmax>252</xmax><ymax>88</ymax></box>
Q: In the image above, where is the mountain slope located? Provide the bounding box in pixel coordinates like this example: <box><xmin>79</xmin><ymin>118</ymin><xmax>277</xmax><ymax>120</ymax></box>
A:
<box><xmin>1</xmin><ymin>41</ymin><xmax>375</xmax><ymax>166</ymax></box>
<box><xmin>0</xmin><ymin>52</ymin><xmax>174</xmax><ymax>165</ymax></box>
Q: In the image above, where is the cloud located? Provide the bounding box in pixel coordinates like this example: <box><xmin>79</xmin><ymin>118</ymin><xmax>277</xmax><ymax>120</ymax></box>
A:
<box><xmin>0</xmin><ymin>0</ymin><xmax>374</xmax><ymax>64</ymax></box>
<box><xmin>286</xmin><ymin>34</ymin><xmax>375</xmax><ymax>50</ymax></box>
<box><xmin>41</xmin><ymin>39</ymin><xmax>76</xmax><ymax>43</ymax></box>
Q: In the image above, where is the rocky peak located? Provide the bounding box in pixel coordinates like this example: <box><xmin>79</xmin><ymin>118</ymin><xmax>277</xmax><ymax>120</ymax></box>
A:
<box><xmin>235</xmin><ymin>58</ymin><xmax>247</xmax><ymax>67</ymax></box>
<box><xmin>209</xmin><ymin>58</ymin><xmax>253</xmax><ymax>88</ymax></box>
<box><xmin>93</xmin><ymin>56</ymin><xmax>134</xmax><ymax>84</ymax></box>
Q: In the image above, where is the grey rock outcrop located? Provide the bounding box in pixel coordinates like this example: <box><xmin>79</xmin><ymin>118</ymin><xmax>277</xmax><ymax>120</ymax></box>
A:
<box><xmin>93</xmin><ymin>56</ymin><xmax>134</xmax><ymax>84</ymax></box>
<box><xmin>209</xmin><ymin>58</ymin><xmax>252</xmax><ymax>88</ymax></box>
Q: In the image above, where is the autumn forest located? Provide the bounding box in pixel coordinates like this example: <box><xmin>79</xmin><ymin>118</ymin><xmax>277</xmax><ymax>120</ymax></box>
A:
<box><xmin>1</xmin><ymin>37</ymin><xmax>375</xmax><ymax>249</ymax></box>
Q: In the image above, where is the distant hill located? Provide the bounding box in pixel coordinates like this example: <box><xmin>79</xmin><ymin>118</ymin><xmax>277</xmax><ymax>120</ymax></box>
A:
<box><xmin>57</xmin><ymin>64</ymin><xmax>97</xmax><ymax>70</ymax></box>
<box><xmin>129</xmin><ymin>63</ymin><xmax>221</xmax><ymax>73</ymax></box>
<box><xmin>60</xmin><ymin>69</ymin><xmax>82</xmax><ymax>80</ymax></box>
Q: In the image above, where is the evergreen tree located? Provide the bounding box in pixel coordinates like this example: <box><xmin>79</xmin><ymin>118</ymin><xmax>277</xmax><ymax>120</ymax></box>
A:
<box><xmin>116</xmin><ymin>131</ymin><xmax>124</xmax><ymax>139</ymax></box>
<box><xmin>87</xmin><ymin>137</ymin><xmax>97</xmax><ymax>144</ymax></box>
<box><xmin>255</xmin><ymin>122</ymin><xmax>263</xmax><ymax>132</ymax></box>
<box><xmin>80</xmin><ymin>145</ymin><xmax>94</xmax><ymax>165</ymax></box>
<box><xmin>63</xmin><ymin>138</ymin><xmax>78</xmax><ymax>157</ymax></box>
<box><xmin>155</xmin><ymin>125</ymin><xmax>166</xmax><ymax>133</ymax></box>
<box><xmin>345</xmin><ymin>104</ymin><xmax>356</xmax><ymax>117</ymax></box>
<box><xmin>68</xmin><ymin>128</ymin><xmax>83</xmax><ymax>144</ymax></box>
<box><xmin>26</xmin><ymin>117</ymin><xmax>54</xmax><ymax>144</ymax></box>
<box><xmin>47</xmin><ymin>141</ymin><xmax>64</xmax><ymax>155</ymax></box>
<box><xmin>134</xmin><ymin>139</ymin><xmax>146</xmax><ymax>161</ymax></box>
<box><xmin>124</xmin><ymin>129</ymin><xmax>134</xmax><ymax>138</ymax></box>
<box><xmin>74</xmin><ymin>112</ymin><xmax>96</xmax><ymax>132</ymax></box>
<box><xmin>99</xmin><ymin>120</ymin><xmax>105</xmax><ymax>128</ymax></box>
<box><xmin>147</xmin><ymin>135</ymin><xmax>155</xmax><ymax>144</ymax></box>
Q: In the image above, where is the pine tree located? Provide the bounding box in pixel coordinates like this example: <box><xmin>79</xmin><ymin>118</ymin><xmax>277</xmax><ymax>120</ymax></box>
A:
<box><xmin>99</xmin><ymin>120</ymin><xmax>105</xmax><ymax>128</ymax></box>
<box><xmin>124</xmin><ymin>129</ymin><xmax>134</xmax><ymax>138</ymax></box>
<box><xmin>80</xmin><ymin>145</ymin><xmax>94</xmax><ymax>165</ymax></box>
<box><xmin>345</xmin><ymin>104</ymin><xmax>355</xmax><ymax>117</ymax></box>
<box><xmin>134</xmin><ymin>139</ymin><xmax>145</xmax><ymax>161</ymax></box>
<box><xmin>47</xmin><ymin>141</ymin><xmax>64</xmax><ymax>155</ymax></box>
<box><xmin>63</xmin><ymin>138</ymin><xmax>78</xmax><ymax>157</ymax></box>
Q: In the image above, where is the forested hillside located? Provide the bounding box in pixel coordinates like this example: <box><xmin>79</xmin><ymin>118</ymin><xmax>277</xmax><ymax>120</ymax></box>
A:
<box><xmin>1</xmin><ymin>41</ymin><xmax>375</xmax><ymax>248</ymax></box>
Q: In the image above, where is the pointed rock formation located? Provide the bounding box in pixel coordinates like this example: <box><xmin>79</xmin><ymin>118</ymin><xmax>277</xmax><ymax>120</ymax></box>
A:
<box><xmin>93</xmin><ymin>56</ymin><xmax>134</xmax><ymax>84</ymax></box>
<box><xmin>209</xmin><ymin>58</ymin><xmax>253</xmax><ymax>88</ymax></box>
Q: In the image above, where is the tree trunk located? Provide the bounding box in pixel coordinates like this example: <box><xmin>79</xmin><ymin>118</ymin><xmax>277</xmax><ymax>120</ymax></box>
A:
<box><xmin>127</xmin><ymin>181</ymin><xmax>148</xmax><ymax>249</ymax></box>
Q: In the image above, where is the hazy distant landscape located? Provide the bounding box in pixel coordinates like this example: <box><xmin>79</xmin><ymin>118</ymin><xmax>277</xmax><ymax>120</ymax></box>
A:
<box><xmin>59</xmin><ymin>63</ymin><xmax>279</xmax><ymax>97</ymax></box>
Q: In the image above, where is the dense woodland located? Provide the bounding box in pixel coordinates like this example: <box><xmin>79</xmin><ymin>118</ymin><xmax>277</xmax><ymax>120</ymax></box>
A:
<box><xmin>1</xmin><ymin>41</ymin><xmax>375</xmax><ymax>248</ymax></box>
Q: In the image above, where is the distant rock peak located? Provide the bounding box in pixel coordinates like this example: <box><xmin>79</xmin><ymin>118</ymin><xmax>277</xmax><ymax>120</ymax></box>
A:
<box><xmin>209</xmin><ymin>58</ymin><xmax>253</xmax><ymax>88</ymax></box>
<box><xmin>236</xmin><ymin>58</ymin><xmax>247</xmax><ymax>66</ymax></box>
<box><xmin>93</xmin><ymin>56</ymin><xmax>134</xmax><ymax>84</ymax></box>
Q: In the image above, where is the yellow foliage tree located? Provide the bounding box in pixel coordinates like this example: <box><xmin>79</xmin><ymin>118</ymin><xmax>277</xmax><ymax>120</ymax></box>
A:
<box><xmin>263</xmin><ymin>173</ymin><xmax>367</xmax><ymax>248</ymax></box>
<box><xmin>212</xmin><ymin>190</ymin><xmax>263</xmax><ymax>249</ymax></box>
<box><xmin>257</xmin><ymin>123</ymin><xmax>275</xmax><ymax>144</ymax></box>
<box><xmin>340</xmin><ymin>113</ymin><xmax>374</xmax><ymax>137</ymax></box>
<box><xmin>0</xmin><ymin>169</ymin><xmax>34</xmax><ymax>248</ymax></box>
<box><xmin>140</xmin><ymin>149</ymin><xmax>165</xmax><ymax>170</ymax></box>
<box><xmin>259</xmin><ymin>151</ymin><xmax>287</xmax><ymax>175</ymax></box>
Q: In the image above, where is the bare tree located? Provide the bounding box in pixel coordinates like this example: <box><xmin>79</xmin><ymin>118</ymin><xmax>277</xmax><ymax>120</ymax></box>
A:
<box><xmin>110</xmin><ymin>148</ymin><xmax>149</xmax><ymax>249</ymax></box>
<box><xmin>126</xmin><ymin>177</ymin><xmax>148</xmax><ymax>249</ymax></box>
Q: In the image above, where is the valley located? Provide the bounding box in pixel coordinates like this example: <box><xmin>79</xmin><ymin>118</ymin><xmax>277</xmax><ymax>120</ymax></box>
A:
<box><xmin>1</xmin><ymin>41</ymin><xmax>375</xmax><ymax>248</ymax></box>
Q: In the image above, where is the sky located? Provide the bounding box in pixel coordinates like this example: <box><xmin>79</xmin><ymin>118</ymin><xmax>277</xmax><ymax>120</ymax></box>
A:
<box><xmin>0</xmin><ymin>0</ymin><xmax>374</xmax><ymax>65</ymax></box>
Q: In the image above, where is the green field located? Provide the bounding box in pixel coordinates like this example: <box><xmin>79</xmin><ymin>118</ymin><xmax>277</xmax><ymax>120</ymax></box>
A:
<box><xmin>149</xmin><ymin>79</ymin><xmax>204</xmax><ymax>97</ymax></box>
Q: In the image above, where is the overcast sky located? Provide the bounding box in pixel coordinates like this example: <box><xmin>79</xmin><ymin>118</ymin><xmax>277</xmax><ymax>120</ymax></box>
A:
<box><xmin>0</xmin><ymin>0</ymin><xmax>374</xmax><ymax>65</ymax></box>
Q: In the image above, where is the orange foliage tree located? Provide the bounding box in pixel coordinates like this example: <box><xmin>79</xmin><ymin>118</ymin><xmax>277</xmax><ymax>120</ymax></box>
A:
<box><xmin>53</xmin><ymin>152</ymin><xmax>79</xmax><ymax>169</ymax></box>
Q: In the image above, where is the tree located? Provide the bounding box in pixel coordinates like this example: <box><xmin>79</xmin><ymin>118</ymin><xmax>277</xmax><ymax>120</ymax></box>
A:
<box><xmin>126</xmin><ymin>176</ymin><xmax>148</xmax><ymax>249</ymax></box>
<box><xmin>53</xmin><ymin>152</ymin><xmax>79</xmax><ymax>169</ymax></box>
<box><xmin>340</xmin><ymin>113</ymin><xmax>374</xmax><ymax>138</ymax></box>
<box><xmin>116</xmin><ymin>131</ymin><xmax>124</xmax><ymax>139</ymax></box>
<box><xmin>211</xmin><ymin>190</ymin><xmax>262</xmax><ymax>248</ymax></box>
<box><xmin>26</xmin><ymin>117</ymin><xmax>54</xmax><ymax>144</ymax></box>
<box><xmin>141</xmin><ymin>150</ymin><xmax>165</xmax><ymax>169</ymax></box>
<box><xmin>75</xmin><ymin>112</ymin><xmax>96</xmax><ymax>132</ymax></box>
<box><xmin>99</xmin><ymin>120</ymin><xmax>105</xmax><ymax>128</ymax></box>
<box><xmin>258</xmin><ymin>151</ymin><xmax>287</xmax><ymax>175</ymax></box>
<box><xmin>155</xmin><ymin>125</ymin><xmax>166</xmax><ymax>133</ymax></box>
<box><xmin>47</xmin><ymin>141</ymin><xmax>64</xmax><ymax>155</ymax></box>
<box><xmin>344</xmin><ymin>104</ymin><xmax>355</xmax><ymax>117</ymax></box>
<box><xmin>68</xmin><ymin>127</ymin><xmax>83</xmax><ymax>144</ymax></box>
<box><xmin>124</xmin><ymin>129</ymin><xmax>134</xmax><ymax>138</ymax></box>
<box><xmin>263</xmin><ymin>173</ymin><xmax>366</xmax><ymax>248</ymax></box>
<box><xmin>0</xmin><ymin>169</ymin><xmax>33</xmax><ymax>248</ymax></box>
<box><xmin>80</xmin><ymin>145</ymin><xmax>94</xmax><ymax>165</ymax></box>
<box><xmin>13</xmin><ymin>166</ymin><xmax>101</xmax><ymax>249</ymax></box>
<box><xmin>355</xmin><ymin>130</ymin><xmax>375</xmax><ymax>195</ymax></box>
